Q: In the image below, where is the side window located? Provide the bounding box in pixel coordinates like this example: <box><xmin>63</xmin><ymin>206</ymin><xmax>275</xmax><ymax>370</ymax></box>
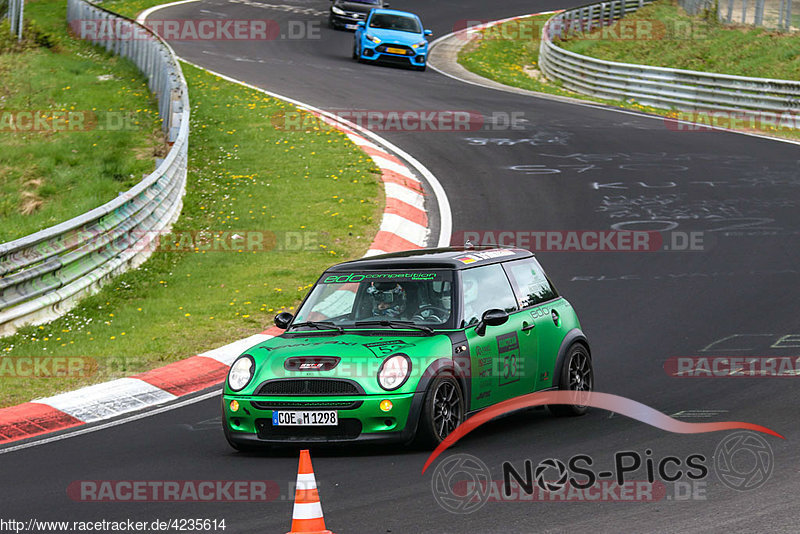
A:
<box><xmin>504</xmin><ymin>259</ymin><xmax>558</xmax><ymax>308</ymax></box>
<box><xmin>460</xmin><ymin>264</ymin><xmax>518</xmax><ymax>327</ymax></box>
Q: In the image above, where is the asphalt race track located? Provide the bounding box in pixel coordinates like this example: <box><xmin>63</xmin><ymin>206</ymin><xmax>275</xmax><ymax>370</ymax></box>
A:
<box><xmin>2</xmin><ymin>1</ymin><xmax>799</xmax><ymax>532</ymax></box>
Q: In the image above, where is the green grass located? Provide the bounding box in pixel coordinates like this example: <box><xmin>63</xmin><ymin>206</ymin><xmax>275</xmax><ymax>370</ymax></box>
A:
<box><xmin>99</xmin><ymin>0</ymin><xmax>169</xmax><ymax>19</ymax></box>
<box><xmin>0</xmin><ymin>27</ymin><xmax>383</xmax><ymax>407</ymax></box>
<box><xmin>458</xmin><ymin>3</ymin><xmax>800</xmax><ymax>140</ymax></box>
<box><xmin>559</xmin><ymin>0</ymin><xmax>800</xmax><ymax>80</ymax></box>
<box><xmin>0</xmin><ymin>0</ymin><xmax>163</xmax><ymax>242</ymax></box>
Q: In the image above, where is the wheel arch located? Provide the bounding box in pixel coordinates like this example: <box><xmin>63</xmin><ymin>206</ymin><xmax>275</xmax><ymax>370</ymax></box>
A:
<box><xmin>552</xmin><ymin>328</ymin><xmax>591</xmax><ymax>390</ymax></box>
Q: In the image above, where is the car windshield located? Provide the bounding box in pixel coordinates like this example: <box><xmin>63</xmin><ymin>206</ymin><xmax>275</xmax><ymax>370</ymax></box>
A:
<box><xmin>293</xmin><ymin>270</ymin><xmax>454</xmax><ymax>329</ymax></box>
<box><xmin>368</xmin><ymin>14</ymin><xmax>422</xmax><ymax>33</ymax></box>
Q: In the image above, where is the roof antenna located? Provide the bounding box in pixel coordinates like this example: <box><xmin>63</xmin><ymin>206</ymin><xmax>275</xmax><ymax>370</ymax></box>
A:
<box><xmin>464</xmin><ymin>239</ymin><xmax>475</xmax><ymax>250</ymax></box>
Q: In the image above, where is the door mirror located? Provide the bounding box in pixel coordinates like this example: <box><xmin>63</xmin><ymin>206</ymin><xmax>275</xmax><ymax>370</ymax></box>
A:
<box><xmin>274</xmin><ymin>312</ymin><xmax>294</xmax><ymax>330</ymax></box>
<box><xmin>424</xmin><ymin>29</ymin><xmax>432</xmax><ymax>36</ymax></box>
<box><xmin>475</xmin><ymin>308</ymin><xmax>508</xmax><ymax>336</ymax></box>
<box><xmin>357</xmin><ymin>21</ymin><xmax>366</xmax><ymax>29</ymax></box>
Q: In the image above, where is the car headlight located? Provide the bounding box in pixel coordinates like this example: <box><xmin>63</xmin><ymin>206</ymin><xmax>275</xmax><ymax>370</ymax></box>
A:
<box><xmin>365</xmin><ymin>34</ymin><xmax>381</xmax><ymax>44</ymax></box>
<box><xmin>228</xmin><ymin>355</ymin><xmax>255</xmax><ymax>392</ymax></box>
<box><xmin>412</xmin><ymin>41</ymin><xmax>427</xmax><ymax>49</ymax></box>
<box><xmin>378</xmin><ymin>354</ymin><xmax>411</xmax><ymax>391</ymax></box>
<box><xmin>331</xmin><ymin>5</ymin><xmax>345</xmax><ymax>15</ymax></box>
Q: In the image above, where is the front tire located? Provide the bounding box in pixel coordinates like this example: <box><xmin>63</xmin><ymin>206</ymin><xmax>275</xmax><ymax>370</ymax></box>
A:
<box><xmin>549</xmin><ymin>343</ymin><xmax>593</xmax><ymax>417</ymax></box>
<box><xmin>415</xmin><ymin>374</ymin><xmax>464</xmax><ymax>448</ymax></box>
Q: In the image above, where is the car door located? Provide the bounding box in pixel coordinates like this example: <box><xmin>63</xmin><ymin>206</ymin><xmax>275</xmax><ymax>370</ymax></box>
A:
<box><xmin>503</xmin><ymin>258</ymin><xmax>562</xmax><ymax>391</ymax></box>
<box><xmin>460</xmin><ymin>263</ymin><xmax>521</xmax><ymax>410</ymax></box>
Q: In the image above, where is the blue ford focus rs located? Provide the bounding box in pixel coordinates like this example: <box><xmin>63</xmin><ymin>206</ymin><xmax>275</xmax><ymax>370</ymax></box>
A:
<box><xmin>353</xmin><ymin>9</ymin><xmax>432</xmax><ymax>71</ymax></box>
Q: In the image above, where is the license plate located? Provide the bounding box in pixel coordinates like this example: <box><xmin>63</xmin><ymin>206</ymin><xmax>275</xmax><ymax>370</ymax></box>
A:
<box><xmin>272</xmin><ymin>411</ymin><xmax>338</xmax><ymax>426</ymax></box>
<box><xmin>345</xmin><ymin>24</ymin><xmax>358</xmax><ymax>30</ymax></box>
<box><xmin>386</xmin><ymin>47</ymin><xmax>406</xmax><ymax>55</ymax></box>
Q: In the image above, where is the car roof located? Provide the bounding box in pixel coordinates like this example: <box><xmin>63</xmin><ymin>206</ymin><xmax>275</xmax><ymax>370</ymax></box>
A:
<box><xmin>326</xmin><ymin>247</ymin><xmax>534</xmax><ymax>271</ymax></box>
<box><xmin>369</xmin><ymin>8</ymin><xmax>420</xmax><ymax>19</ymax></box>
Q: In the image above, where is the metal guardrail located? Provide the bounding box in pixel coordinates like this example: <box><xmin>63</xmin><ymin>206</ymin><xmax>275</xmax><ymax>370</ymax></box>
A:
<box><xmin>3</xmin><ymin>0</ymin><xmax>24</xmax><ymax>41</ymax></box>
<box><xmin>539</xmin><ymin>0</ymin><xmax>800</xmax><ymax>116</ymax></box>
<box><xmin>0</xmin><ymin>0</ymin><xmax>189</xmax><ymax>336</ymax></box>
<box><xmin>717</xmin><ymin>0</ymin><xmax>793</xmax><ymax>31</ymax></box>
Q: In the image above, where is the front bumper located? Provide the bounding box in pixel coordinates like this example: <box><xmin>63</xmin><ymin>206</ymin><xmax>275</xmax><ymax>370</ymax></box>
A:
<box><xmin>223</xmin><ymin>390</ymin><xmax>425</xmax><ymax>446</ymax></box>
<box><xmin>360</xmin><ymin>41</ymin><xmax>427</xmax><ymax>66</ymax></box>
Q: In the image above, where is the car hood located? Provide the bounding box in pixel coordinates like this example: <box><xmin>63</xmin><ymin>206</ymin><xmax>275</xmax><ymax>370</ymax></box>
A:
<box><xmin>365</xmin><ymin>27</ymin><xmax>425</xmax><ymax>46</ymax></box>
<box><xmin>242</xmin><ymin>332</ymin><xmax>453</xmax><ymax>394</ymax></box>
<box><xmin>336</xmin><ymin>1</ymin><xmax>376</xmax><ymax>13</ymax></box>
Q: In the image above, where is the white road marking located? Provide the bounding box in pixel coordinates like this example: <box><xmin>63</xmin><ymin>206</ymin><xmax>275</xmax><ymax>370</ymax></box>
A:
<box><xmin>0</xmin><ymin>390</ymin><xmax>221</xmax><ymax>455</ymax></box>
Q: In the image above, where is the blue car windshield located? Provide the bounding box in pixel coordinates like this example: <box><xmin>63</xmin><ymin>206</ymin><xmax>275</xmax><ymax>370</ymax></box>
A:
<box><xmin>369</xmin><ymin>14</ymin><xmax>422</xmax><ymax>33</ymax></box>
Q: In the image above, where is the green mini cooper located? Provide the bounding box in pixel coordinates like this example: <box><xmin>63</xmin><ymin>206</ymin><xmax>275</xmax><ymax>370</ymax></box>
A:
<box><xmin>222</xmin><ymin>247</ymin><xmax>593</xmax><ymax>450</ymax></box>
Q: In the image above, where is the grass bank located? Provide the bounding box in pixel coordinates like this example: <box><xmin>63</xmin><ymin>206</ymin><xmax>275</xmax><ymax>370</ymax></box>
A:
<box><xmin>458</xmin><ymin>1</ymin><xmax>800</xmax><ymax>140</ymax></box>
<box><xmin>0</xmin><ymin>9</ymin><xmax>383</xmax><ymax>407</ymax></box>
<box><xmin>0</xmin><ymin>0</ymin><xmax>163</xmax><ymax>242</ymax></box>
<box><xmin>559</xmin><ymin>0</ymin><xmax>800</xmax><ymax>80</ymax></box>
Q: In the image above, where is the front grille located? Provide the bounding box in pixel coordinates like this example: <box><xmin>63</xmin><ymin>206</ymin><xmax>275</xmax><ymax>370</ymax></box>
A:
<box><xmin>255</xmin><ymin>379</ymin><xmax>362</xmax><ymax>396</ymax></box>
<box><xmin>346</xmin><ymin>12</ymin><xmax>365</xmax><ymax>19</ymax></box>
<box><xmin>255</xmin><ymin>418</ymin><xmax>362</xmax><ymax>441</ymax></box>
<box><xmin>284</xmin><ymin>356</ymin><xmax>340</xmax><ymax>372</ymax></box>
<box><xmin>251</xmin><ymin>400</ymin><xmax>363</xmax><ymax>410</ymax></box>
<box><xmin>376</xmin><ymin>44</ymin><xmax>413</xmax><ymax>56</ymax></box>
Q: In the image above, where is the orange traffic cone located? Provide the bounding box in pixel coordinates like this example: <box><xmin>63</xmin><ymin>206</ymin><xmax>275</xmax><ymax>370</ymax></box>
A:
<box><xmin>287</xmin><ymin>449</ymin><xmax>334</xmax><ymax>534</ymax></box>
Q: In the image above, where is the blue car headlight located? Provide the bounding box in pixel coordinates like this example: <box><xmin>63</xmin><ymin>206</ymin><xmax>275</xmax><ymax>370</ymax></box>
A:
<box><xmin>412</xmin><ymin>41</ymin><xmax>427</xmax><ymax>49</ymax></box>
<box><xmin>365</xmin><ymin>34</ymin><xmax>381</xmax><ymax>44</ymax></box>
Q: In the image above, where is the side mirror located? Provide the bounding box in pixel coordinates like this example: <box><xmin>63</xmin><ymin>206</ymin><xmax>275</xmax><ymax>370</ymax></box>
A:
<box><xmin>424</xmin><ymin>29</ymin><xmax>432</xmax><ymax>36</ymax></box>
<box><xmin>474</xmin><ymin>308</ymin><xmax>508</xmax><ymax>336</ymax></box>
<box><xmin>357</xmin><ymin>21</ymin><xmax>366</xmax><ymax>29</ymax></box>
<box><xmin>274</xmin><ymin>312</ymin><xmax>294</xmax><ymax>330</ymax></box>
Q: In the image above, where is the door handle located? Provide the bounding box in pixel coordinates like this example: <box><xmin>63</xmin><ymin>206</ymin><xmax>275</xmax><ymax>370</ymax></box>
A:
<box><xmin>522</xmin><ymin>322</ymin><xmax>536</xmax><ymax>331</ymax></box>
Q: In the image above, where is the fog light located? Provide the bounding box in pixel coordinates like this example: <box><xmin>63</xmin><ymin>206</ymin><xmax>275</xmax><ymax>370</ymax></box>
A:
<box><xmin>379</xmin><ymin>399</ymin><xmax>393</xmax><ymax>412</ymax></box>
<box><xmin>230</xmin><ymin>400</ymin><xmax>239</xmax><ymax>412</ymax></box>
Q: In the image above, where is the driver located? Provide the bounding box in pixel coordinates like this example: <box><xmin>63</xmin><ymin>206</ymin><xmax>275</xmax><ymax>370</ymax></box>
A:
<box><xmin>366</xmin><ymin>282</ymin><xmax>407</xmax><ymax>318</ymax></box>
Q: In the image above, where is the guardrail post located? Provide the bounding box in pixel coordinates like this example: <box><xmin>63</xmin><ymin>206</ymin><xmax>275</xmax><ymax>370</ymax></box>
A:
<box><xmin>785</xmin><ymin>0</ymin><xmax>792</xmax><ymax>30</ymax></box>
<box><xmin>754</xmin><ymin>0</ymin><xmax>765</xmax><ymax>24</ymax></box>
<box><xmin>726</xmin><ymin>0</ymin><xmax>734</xmax><ymax>22</ymax></box>
<box><xmin>741</xmin><ymin>0</ymin><xmax>748</xmax><ymax>23</ymax></box>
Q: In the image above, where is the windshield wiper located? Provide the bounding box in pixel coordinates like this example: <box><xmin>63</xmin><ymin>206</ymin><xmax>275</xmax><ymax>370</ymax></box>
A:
<box><xmin>289</xmin><ymin>321</ymin><xmax>343</xmax><ymax>334</ymax></box>
<box><xmin>353</xmin><ymin>320</ymin><xmax>434</xmax><ymax>334</ymax></box>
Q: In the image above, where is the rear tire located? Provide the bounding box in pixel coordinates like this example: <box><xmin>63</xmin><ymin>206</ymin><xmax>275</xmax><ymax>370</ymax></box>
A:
<box><xmin>414</xmin><ymin>374</ymin><xmax>464</xmax><ymax>448</ymax></box>
<box><xmin>549</xmin><ymin>344</ymin><xmax>593</xmax><ymax>417</ymax></box>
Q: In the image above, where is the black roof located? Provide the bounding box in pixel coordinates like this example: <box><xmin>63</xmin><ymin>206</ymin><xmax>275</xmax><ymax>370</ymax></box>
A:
<box><xmin>326</xmin><ymin>247</ymin><xmax>533</xmax><ymax>271</ymax></box>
